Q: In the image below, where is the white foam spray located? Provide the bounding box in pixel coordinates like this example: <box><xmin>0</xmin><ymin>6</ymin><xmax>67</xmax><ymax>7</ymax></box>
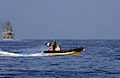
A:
<box><xmin>0</xmin><ymin>50</ymin><xmax>48</xmax><ymax>57</ymax></box>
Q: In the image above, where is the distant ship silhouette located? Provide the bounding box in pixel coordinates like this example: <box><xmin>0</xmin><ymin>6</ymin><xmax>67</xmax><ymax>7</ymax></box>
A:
<box><xmin>2</xmin><ymin>21</ymin><xmax>15</xmax><ymax>40</ymax></box>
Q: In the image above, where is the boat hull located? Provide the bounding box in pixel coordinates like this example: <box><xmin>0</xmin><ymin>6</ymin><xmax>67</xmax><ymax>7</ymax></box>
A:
<box><xmin>43</xmin><ymin>47</ymin><xmax>85</xmax><ymax>56</ymax></box>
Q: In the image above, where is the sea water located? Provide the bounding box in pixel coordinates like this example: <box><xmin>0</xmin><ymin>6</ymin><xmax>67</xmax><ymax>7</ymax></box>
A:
<box><xmin>0</xmin><ymin>39</ymin><xmax>120</xmax><ymax>78</ymax></box>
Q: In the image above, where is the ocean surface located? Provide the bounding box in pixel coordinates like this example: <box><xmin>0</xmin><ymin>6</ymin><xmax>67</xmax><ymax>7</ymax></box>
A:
<box><xmin>0</xmin><ymin>39</ymin><xmax>120</xmax><ymax>78</ymax></box>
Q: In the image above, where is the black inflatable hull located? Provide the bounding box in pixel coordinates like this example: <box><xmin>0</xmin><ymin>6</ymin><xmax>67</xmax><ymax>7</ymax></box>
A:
<box><xmin>43</xmin><ymin>47</ymin><xmax>85</xmax><ymax>56</ymax></box>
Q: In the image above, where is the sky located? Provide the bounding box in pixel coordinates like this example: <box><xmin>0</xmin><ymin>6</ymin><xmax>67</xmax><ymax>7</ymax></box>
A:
<box><xmin>0</xmin><ymin>0</ymin><xmax>120</xmax><ymax>39</ymax></box>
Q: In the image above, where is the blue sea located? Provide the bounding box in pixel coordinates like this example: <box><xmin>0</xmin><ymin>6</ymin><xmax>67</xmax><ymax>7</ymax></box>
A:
<box><xmin>0</xmin><ymin>39</ymin><xmax>120</xmax><ymax>78</ymax></box>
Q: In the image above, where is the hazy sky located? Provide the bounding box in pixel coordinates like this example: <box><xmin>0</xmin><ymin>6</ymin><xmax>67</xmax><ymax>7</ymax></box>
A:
<box><xmin>0</xmin><ymin>0</ymin><xmax>120</xmax><ymax>39</ymax></box>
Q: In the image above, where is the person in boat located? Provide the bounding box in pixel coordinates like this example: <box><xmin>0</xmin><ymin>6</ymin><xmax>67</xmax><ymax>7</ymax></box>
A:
<box><xmin>52</xmin><ymin>40</ymin><xmax>57</xmax><ymax>50</ymax></box>
<box><xmin>46</xmin><ymin>40</ymin><xmax>60</xmax><ymax>51</ymax></box>
<box><xmin>46</xmin><ymin>42</ymin><xmax>53</xmax><ymax>51</ymax></box>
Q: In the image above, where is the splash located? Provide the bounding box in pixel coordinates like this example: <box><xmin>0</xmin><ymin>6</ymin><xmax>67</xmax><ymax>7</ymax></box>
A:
<box><xmin>0</xmin><ymin>50</ymin><xmax>48</xmax><ymax>57</ymax></box>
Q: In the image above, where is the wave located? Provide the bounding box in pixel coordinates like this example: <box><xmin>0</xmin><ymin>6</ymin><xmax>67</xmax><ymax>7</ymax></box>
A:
<box><xmin>0</xmin><ymin>51</ymin><xmax>48</xmax><ymax>57</ymax></box>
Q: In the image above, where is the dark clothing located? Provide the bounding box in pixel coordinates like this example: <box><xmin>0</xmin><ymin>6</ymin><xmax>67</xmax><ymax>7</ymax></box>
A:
<box><xmin>53</xmin><ymin>45</ymin><xmax>57</xmax><ymax>50</ymax></box>
<box><xmin>52</xmin><ymin>40</ymin><xmax>57</xmax><ymax>50</ymax></box>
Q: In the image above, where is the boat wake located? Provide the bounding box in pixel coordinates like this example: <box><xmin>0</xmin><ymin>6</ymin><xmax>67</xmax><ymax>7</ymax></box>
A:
<box><xmin>0</xmin><ymin>50</ymin><xmax>48</xmax><ymax>57</ymax></box>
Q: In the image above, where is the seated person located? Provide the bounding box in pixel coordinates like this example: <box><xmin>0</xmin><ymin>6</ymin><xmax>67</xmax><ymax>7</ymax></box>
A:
<box><xmin>46</xmin><ymin>42</ymin><xmax>53</xmax><ymax>51</ymax></box>
<box><xmin>55</xmin><ymin>45</ymin><xmax>60</xmax><ymax>51</ymax></box>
